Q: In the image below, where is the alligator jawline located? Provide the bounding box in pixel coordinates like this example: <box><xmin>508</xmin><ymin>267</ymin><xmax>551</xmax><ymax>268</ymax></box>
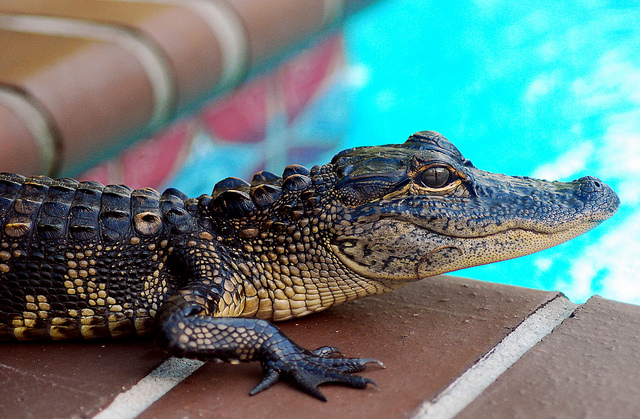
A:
<box><xmin>376</xmin><ymin>214</ymin><xmax>603</xmax><ymax>240</ymax></box>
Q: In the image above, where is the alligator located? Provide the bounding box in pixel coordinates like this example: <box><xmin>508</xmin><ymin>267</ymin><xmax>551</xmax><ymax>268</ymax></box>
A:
<box><xmin>0</xmin><ymin>131</ymin><xmax>619</xmax><ymax>400</ymax></box>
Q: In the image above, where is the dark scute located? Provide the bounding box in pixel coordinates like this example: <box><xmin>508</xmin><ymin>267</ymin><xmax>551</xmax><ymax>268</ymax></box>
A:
<box><xmin>103</xmin><ymin>184</ymin><xmax>133</xmax><ymax>197</ymax></box>
<box><xmin>160</xmin><ymin>189</ymin><xmax>191</xmax><ymax>232</ymax></box>
<box><xmin>252</xmin><ymin>171</ymin><xmax>280</xmax><ymax>185</ymax></box>
<box><xmin>24</xmin><ymin>176</ymin><xmax>52</xmax><ymax>191</ymax></box>
<box><xmin>132</xmin><ymin>187</ymin><xmax>161</xmax><ymax>205</ymax></box>
<box><xmin>44</xmin><ymin>180</ymin><xmax>76</xmax><ymax>214</ymax></box>
<box><xmin>102</xmin><ymin>229</ymin><xmax>124</xmax><ymax>242</ymax></box>
<box><xmin>77</xmin><ymin>181</ymin><xmax>104</xmax><ymax>194</ymax></box>
<box><xmin>185</xmin><ymin>199</ymin><xmax>199</xmax><ymax>214</ymax></box>
<box><xmin>41</xmin><ymin>201</ymin><xmax>70</xmax><ymax>218</ymax></box>
<box><xmin>251</xmin><ymin>184</ymin><xmax>282</xmax><ymax>207</ymax></box>
<box><xmin>100</xmin><ymin>209</ymin><xmax>131</xmax><ymax>240</ymax></box>
<box><xmin>101</xmin><ymin>210</ymin><xmax>129</xmax><ymax>220</ymax></box>
<box><xmin>73</xmin><ymin>191</ymin><xmax>101</xmax><ymax>207</ymax></box>
<box><xmin>283</xmin><ymin>174</ymin><xmax>312</xmax><ymax>192</ymax></box>
<box><xmin>0</xmin><ymin>172</ymin><xmax>26</xmax><ymax>187</ymax></box>
<box><xmin>72</xmin><ymin>187</ymin><xmax>103</xmax><ymax>224</ymax></box>
<box><xmin>101</xmin><ymin>186</ymin><xmax>131</xmax><ymax>219</ymax></box>
<box><xmin>133</xmin><ymin>187</ymin><xmax>160</xmax><ymax>198</ymax></box>
<box><xmin>198</xmin><ymin>195</ymin><xmax>212</xmax><ymax>212</ymax></box>
<box><xmin>283</xmin><ymin>164</ymin><xmax>310</xmax><ymax>178</ymax></box>
<box><xmin>162</xmin><ymin>207</ymin><xmax>191</xmax><ymax>225</ymax></box>
<box><xmin>70</xmin><ymin>204</ymin><xmax>99</xmax><ymax>220</ymax></box>
<box><xmin>209</xmin><ymin>190</ymin><xmax>256</xmax><ymax>217</ymax></box>
<box><xmin>69</xmin><ymin>224</ymin><xmax>98</xmax><ymax>240</ymax></box>
<box><xmin>18</xmin><ymin>182</ymin><xmax>50</xmax><ymax>211</ymax></box>
<box><xmin>37</xmin><ymin>222</ymin><xmax>65</xmax><ymax>240</ymax></box>
<box><xmin>50</xmin><ymin>177</ymin><xmax>79</xmax><ymax>191</ymax></box>
<box><xmin>101</xmin><ymin>215</ymin><xmax>129</xmax><ymax>231</ymax></box>
<box><xmin>213</xmin><ymin>177</ymin><xmax>250</xmax><ymax>195</ymax></box>
<box><xmin>161</xmin><ymin>188</ymin><xmax>188</xmax><ymax>202</ymax></box>
<box><xmin>171</xmin><ymin>217</ymin><xmax>194</xmax><ymax>234</ymax></box>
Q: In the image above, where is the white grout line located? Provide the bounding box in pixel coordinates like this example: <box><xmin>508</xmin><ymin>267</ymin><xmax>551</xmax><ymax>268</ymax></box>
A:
<box><xmin>412</xmin><ymin>295</ymin><xmax>578</xmax><ymax>419</ymax></box>
<box><xmin>93</xmin><ymin>357</ymin><xmax>204</xmax><ymax>419</ymax></box>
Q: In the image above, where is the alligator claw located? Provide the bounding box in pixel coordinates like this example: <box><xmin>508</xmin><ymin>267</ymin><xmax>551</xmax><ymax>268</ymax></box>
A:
<box><xmin>250</xmin><ymin>346</ymin><xmax>380</xmax><ymax>401</ymax></box>
<box><xmin>249</xmin><ymin>368</ymin><xmax>281</xmax><ymax>396</ymax></box>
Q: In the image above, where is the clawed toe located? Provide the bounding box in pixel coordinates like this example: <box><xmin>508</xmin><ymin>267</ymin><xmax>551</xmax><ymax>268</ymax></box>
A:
<box><xmin>249</xmin><ymin>368</ymin><xmax>281</xmax><ymax>396</ymax></box>
<box><xmin>251</xmin><ymin>348</ymin><xmax>379</xmax><ymax>401</ymax></box>
<box><xmin>289</xmin><ymin>362</ymin><xmax>377</xmax><ymax>401</ymax></box>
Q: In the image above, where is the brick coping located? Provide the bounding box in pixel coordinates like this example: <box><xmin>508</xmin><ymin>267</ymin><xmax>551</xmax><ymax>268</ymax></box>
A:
<box><xmin>3</xmin><ymin>276</ymin><xmax>639</xmax><ymax>418</ymax></box>
<box><xmin>97</xmin><ymin>295</ymin><xmax>577</xmax><ymax>419</ymax></box>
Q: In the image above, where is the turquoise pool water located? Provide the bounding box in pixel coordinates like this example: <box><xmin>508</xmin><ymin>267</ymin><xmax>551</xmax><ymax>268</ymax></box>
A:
<box><xmin>343</xmin><ymin>1</ymin><xmax>640</xmax><ymax>304</ymax></box>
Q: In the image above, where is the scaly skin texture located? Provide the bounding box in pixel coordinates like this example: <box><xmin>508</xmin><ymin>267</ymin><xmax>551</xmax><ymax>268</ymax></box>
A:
<box><xmin>0</xmin><ymin>132</ymin><xmax>619</xmax><ymax>400</ymax></box>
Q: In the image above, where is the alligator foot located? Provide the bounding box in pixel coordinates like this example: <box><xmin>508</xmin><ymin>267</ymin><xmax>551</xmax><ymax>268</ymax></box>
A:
<box><xmin>155</xmin><ymin>293</ymin><xmax>383</xmax><ymax>401</ymax></box>
<box><xmin>251</xmin><ymin>345</ymin><xmax>383</xmax><ymax>401</ymax></box>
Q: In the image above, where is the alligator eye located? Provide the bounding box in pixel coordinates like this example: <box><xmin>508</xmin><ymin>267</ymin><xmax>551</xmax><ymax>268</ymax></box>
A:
<box><xmin>420</xmin><ymin>166</ymin><xmax>452</xmax><ymax>188</ymax></box>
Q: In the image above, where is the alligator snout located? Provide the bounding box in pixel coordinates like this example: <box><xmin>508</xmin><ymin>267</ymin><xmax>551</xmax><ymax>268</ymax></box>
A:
<box><xmin>576</xmin><ymin>176</ymin><xmax>605</xmax><ymax>191</ymax></box>
<box><xmin>574</xmin><ymin>176</ymin><xmax>620</xmax><ymax>215</ymax></box>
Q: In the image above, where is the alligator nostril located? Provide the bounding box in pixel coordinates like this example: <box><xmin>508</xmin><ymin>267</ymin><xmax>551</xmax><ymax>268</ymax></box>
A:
<box><xmin>576</xmin><ymin>176</ymin><xmax>604</xmax><ymax>190</ymax></box>
<box><xmin>575</xmin><ymin>176</ymin><xmax>608</xmax><ymax>197</ymax></box>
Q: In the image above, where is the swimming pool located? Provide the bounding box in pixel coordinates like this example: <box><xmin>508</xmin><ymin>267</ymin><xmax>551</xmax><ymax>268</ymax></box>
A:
<box><xmin>342</xmin><ymin>0</ymin><xmax>640</xmax><ymax>304</ymax></box>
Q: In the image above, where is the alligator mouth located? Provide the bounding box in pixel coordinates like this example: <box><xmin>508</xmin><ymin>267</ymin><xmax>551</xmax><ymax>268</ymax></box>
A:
<box><xmin>414</xmin><ymin>226</ymin><xmax>578</xmax><ymax>279</ymax></box>
<box><xmin>404</xmin><ymin>214</ymin><xmax>607</xmax><ymax>239</ymax></box>
<box><xmin>331</xmin><ymin>216</ymin><xmax>605</xmax><ymax>282</ymax></box>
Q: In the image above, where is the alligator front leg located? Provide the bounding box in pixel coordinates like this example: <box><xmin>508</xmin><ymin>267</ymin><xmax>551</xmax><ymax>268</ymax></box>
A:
<box><xmin>154</xmin><ymin>285</ymin><xmax>380</xmax><ymax>401</ymax></box>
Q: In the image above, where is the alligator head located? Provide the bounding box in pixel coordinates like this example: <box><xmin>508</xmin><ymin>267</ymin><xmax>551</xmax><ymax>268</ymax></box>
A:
<box><xmin>327</xmin><ymin>131</ymin><xmax>619</xmax><ymax>281</ymax></box>
<box><xmin>204</xmin><ymin>131</ymin><xmax>619</xmax><ymax>319</ymax></box>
